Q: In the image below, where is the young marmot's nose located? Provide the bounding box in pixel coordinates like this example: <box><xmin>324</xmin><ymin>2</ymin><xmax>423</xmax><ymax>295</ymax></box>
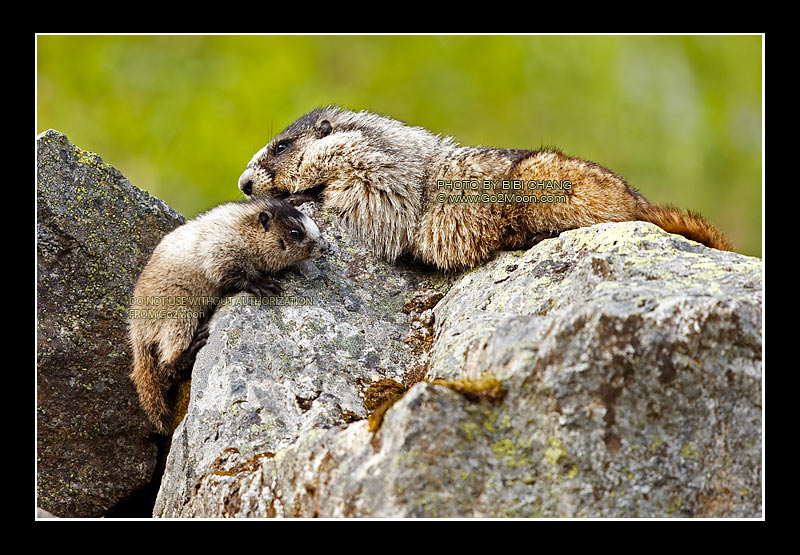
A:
<box><xmin>238</xmin><ymin>169</ymin><xmax>254</xmax><ymax>196</ymax></box>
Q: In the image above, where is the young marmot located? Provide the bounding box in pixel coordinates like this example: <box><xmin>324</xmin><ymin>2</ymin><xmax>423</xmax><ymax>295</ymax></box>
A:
<box><xmin>129</xmin><ymin>198</ymin><xmax>327</xmax><ymax>434</ymax></box>
<box><xmin>237</xmin><ymin>107</ymin><xmax>732</xmax><ymax>270</ymax></box>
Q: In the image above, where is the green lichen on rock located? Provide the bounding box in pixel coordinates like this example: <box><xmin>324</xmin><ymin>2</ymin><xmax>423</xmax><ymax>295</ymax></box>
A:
<box><xmin>544</xmin><ymin>437</ymin><xmax>568</xmax><ymax>466</ymax></box>
<box><xmin>680</xmin><ymin>443</ymin><xmax>700</xmax><ymax>460</ymax></box>
<box><xmin>37</xmin><ymin>130</ymin><xmax>185</xmax><ymax>517</ymax></box>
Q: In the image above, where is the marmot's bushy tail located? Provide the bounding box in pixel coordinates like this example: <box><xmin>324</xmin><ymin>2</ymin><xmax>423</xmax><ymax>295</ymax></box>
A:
<box><xmin>634</xmin><ymin>203</ymin><xmax>733</xmax><ymax>251</ymax></box>
<box><xmin>130</xmin><ymin>343</ymin><xmax>171</xmax><ymax>434</ymax></box>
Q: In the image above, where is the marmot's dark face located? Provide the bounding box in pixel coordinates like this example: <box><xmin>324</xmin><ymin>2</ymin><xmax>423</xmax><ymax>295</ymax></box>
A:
<box><xmin>239</xmin><ymin>108</ymin><xmax>335</xmax><ymax>203</ymax></box>
<box><xmin>247</xmin><ymin>198</ymin><xmax>328</xmax><ymax>268</ymax></box>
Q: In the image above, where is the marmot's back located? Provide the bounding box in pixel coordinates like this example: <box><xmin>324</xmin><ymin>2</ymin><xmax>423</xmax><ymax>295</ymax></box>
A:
<box><xmin>238</xmin><ymin>107</ymin><xmax>732</xmax><ymax>270</ymax></box>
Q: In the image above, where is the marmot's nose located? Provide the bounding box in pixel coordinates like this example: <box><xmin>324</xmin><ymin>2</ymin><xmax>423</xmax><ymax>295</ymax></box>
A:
<box><xmin>238</xmin><ymin>170</ymin><xmax>253</xmax><ymax>196</ymax></box>
<box><xmin>321</xmin><ymin>238</ymin><xmax>332</xmax><ymax>255</ymax></box>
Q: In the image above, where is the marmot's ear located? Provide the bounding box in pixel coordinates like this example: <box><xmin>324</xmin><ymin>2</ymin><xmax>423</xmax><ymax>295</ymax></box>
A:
<box><xmin>258</xmin><ymin>211</ymin><xmax>272</xmax><ymax>232</ymax></box>
<box><xmin>315</xmin><ymin>118</ymin><xmax>333</xmax><ymax>138</ymax></box>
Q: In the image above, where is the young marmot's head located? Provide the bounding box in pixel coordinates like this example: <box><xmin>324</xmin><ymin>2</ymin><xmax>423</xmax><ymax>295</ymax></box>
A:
<box><xmin>249</xmin><ymin>198</ymin><xmax>328</xmax><ymax>269</ymax></box>
<box><xmin>238</xmin><ymin>107</ymin><xmax>343</xmax><ymax>201</ymax></box>
<box><xmin>228</xmin><ymin>197</ymin><xmax>328</xmax><ymax>272</ymax></box>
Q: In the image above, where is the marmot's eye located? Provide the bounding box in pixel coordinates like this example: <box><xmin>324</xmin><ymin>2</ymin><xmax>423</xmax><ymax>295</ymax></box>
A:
<box><xmin>290</xmin><ymin>228</ymin><xmax>303</xmax><ymax>240</ymax></box>
<box><xmin>274</xmin><ymin>140</ymin><xmax>290</xmax><ymax>155</ymax></box>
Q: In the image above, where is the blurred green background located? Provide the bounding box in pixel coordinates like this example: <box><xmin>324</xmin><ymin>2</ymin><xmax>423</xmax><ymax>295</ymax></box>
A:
<box><xmin>36</xmin><ymin>35</ymin><xmax>762</xmax><ymax>257</ymax></box>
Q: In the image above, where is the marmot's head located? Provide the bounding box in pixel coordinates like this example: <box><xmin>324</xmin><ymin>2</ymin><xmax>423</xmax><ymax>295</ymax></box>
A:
<box><xmin>234</xmin><ymin>197</ymin><xmax>328</xmax><ymax>271</ymax></box>
<box><xmin>238</xmin><ymin>107</ymin><xmax>438</xmax><ymax>262</ymax></box>
<box><xmin>238</xmin><ymin>107</ymin><xmax>343</xmax><ymax>202</ymax></box>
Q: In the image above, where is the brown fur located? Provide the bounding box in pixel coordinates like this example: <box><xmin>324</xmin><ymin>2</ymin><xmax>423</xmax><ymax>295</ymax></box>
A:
<box><xmin>238</xmin><ymin>107</ymin><xmax>732</xmax><ymax>271</ymax></box>
<box><xmin>129</xmin><ymin>198</ymin><xmax>326</xmax><ymax>433</ymax></box>
<box><xmin>633</xmin><ymin>203</ymin><xmax>732</xmax><ymax>251</ymax></box>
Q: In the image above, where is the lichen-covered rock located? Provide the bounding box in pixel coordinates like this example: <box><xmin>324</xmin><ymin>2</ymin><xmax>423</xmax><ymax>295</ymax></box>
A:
<box><xmin>36</xmin><ymin>130</ymin><xmax>185</xmax><ymax>517</ymax></box>
<box><xmin>155</xmin><ymin>219</ymin><xmax>762</xmax><ymax>518</ymax></box>
<box><xmin>421</xmin><ymin>222</ymin><xmax>762</xmax><ymax>517</ymax></box>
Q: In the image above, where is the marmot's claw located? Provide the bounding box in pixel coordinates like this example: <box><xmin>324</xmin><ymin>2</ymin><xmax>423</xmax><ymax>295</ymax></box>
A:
<box><xmin>248</xmin><ymin>279</ymin><xmax>282</xmax><ymax>297</ymax></box>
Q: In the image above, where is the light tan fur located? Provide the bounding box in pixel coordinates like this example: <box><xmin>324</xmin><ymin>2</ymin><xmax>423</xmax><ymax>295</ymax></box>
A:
<box><xmin>129</xmin><ymin>198</ymin><xmax>326</xmax><ymax>433</ymax></box>
<box><xmin>238</xmin><ymin>107</ymin><xmax>732</xmax><ymax>271</ymax></box>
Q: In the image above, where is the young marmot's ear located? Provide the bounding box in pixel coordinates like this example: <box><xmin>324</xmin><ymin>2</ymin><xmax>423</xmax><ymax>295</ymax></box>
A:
<box><xmin>258</xmin><ymin>211</ymin><xmax>272</xmax><ymax>232</ymax></box>
<box><xmin>315</xmin><ymin>118</ymin><xmax>333</xmax><ymax>138</ymax></box>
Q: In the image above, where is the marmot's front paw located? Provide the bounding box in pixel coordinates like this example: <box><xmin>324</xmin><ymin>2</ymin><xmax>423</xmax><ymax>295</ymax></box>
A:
<box><xmin>246</xmin><ymin>279</ymin><xmax>283</xmax><ymax>297</ymax></box>
<box><xmin>186</xmin><ymin>321</ymin><xmax>210</xmax><ymax>358</ymax></box>
<box><xmin>285</xmin><ymin>192</ymin><xmax>318</xmax><ymax>207</ymax></box>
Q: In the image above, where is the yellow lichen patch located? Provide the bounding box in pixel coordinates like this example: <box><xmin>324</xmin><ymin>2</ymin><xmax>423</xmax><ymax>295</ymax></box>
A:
<box><xmin>368</xmin><ymin>398</ymin><xmax>400</xmax><ymax>432</ymax></box>
<box><xmin>458</xmin><ymin>421</ymin><xmax>481</xmax><ymax>441</ymax></box>
<box><xmin>492</xmin><ymin>438</ymin><xmax>515</xmax><ymax>457</ymax></box>
<box><xmin>363</xmin><ymin>378</ymin><xmax>409</xmax><ymax>433</ymax></box>
<box><xmin>491</xmin><ymin>437</ymin><xmax>530</xmax><ymax>469</ymax></box>
<box><xmin>650</xmin><ymin>435</ymin><xmax>664</xmax><ymax>452</ymax></box>
<box><xmin>544</xmin><ymin>437</ymin><xmax>568</xmax><ymax>466</ymax></box>
<box><xmin>567</xmin><ymin>465</ymin><xmax>579</xmax><ymax>479</ymax></box>
<box><xmin>430</xmin><ymin>373</ymin><xmax>506</xmax><ymax>403</ymax></box>
<box><xmin>367</xmin><ymin>374</ymin><xmax>506</xmax><ymax>433</ymax></box>
<box><xmin>680</xmin><ymin>442</ymin><xmax>700</xmax><ymax>459</ymax></box>
<box><xmin>171</xmin><ymin>379</ymin><xmax>192</xmax><ymax>431</ymax></box>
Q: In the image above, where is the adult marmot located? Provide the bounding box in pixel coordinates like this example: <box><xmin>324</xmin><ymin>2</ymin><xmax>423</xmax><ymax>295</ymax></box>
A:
<box><xmin>238</xmin><ymin>107</ymin><xmax>731</xmax><ymax>270</ymax></box>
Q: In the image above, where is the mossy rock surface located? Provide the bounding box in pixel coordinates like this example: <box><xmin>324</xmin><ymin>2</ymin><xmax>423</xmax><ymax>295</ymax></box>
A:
<box><xmin>37</xmin><ymin>130</ymin><xmax>185</xmax><ymax>517</ymax></box>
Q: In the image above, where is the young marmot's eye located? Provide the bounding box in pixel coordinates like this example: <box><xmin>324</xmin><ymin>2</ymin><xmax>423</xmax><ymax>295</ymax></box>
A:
<box><xmin>274</xmin><ymin>140</ymin><xmax>290</xmax><ymax>155</ymax></box>
<box><xmin>290</xmin><ymin>228</ymin><xmax>303</xmax><ymax>240</ymax></box>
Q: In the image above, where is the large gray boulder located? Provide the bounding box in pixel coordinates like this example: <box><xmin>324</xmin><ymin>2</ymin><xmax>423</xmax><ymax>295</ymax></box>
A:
<box><xmin>154</xmin><ymin>215</ymin><xmax>762</xmax><ymax>518</ymax></box>
<box><xmin>36</xmin><ymin>130</ymin><xmax>185</xmax><ymax>517</ymax></box>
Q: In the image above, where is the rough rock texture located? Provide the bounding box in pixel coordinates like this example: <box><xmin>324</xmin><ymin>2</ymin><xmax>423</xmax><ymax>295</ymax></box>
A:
<box><xmin>153</xmin><ymin>202</ymin><xmax>436</xmax><ymax>516</ymax></box>
<box><xmin>36</xmin><ymin>130</ymin><xmax>185</xmax><ymax>517</ymax></box>
<box><xmin>155</xmin><ymin>217</ymin><xmax>762</xmax><ymax>518</ymax></box>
